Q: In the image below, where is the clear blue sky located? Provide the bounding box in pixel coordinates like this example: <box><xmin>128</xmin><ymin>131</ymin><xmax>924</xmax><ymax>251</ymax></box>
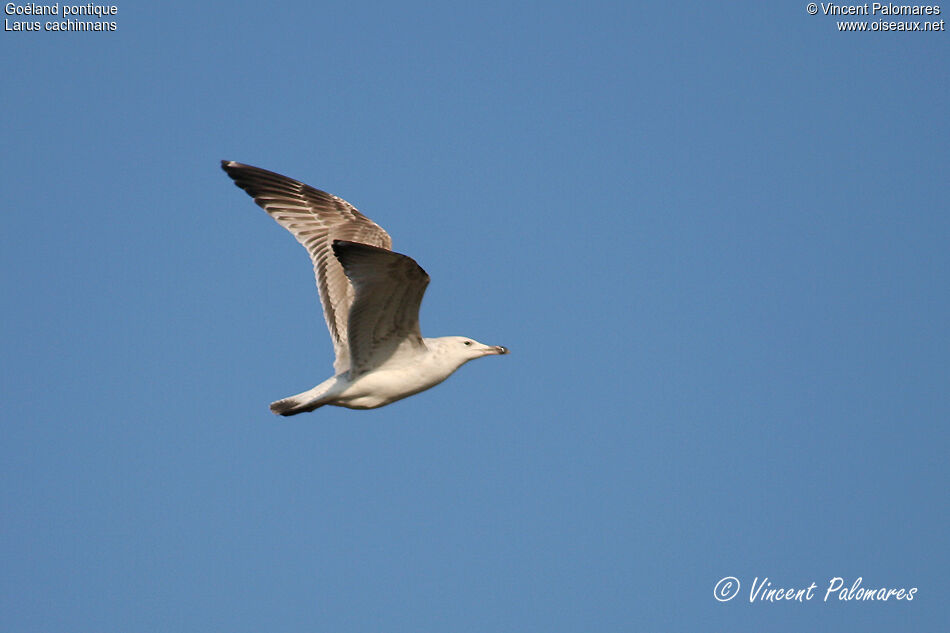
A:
<box><xmin>2</xmin><ymin>2</ymin><xmax>947</xmax><ymax>631</ymax></box>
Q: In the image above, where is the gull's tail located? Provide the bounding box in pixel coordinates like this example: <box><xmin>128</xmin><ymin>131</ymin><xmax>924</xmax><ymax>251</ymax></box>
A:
<box><xmin>270</xmin><ymin>396</ymin><xmax>325</xmax><ymax>416</ymax></box>
<box><xmin>268</xmin><ymin>377</ymin><xmax>339</xmax><ymax>416</ymax></box>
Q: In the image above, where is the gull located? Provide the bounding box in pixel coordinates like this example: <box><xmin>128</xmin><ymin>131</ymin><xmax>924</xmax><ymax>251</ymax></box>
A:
<box><xmin>221</xmin><ymin>161</ymin><xmax>509</xmax><ymax>415</ymax></box>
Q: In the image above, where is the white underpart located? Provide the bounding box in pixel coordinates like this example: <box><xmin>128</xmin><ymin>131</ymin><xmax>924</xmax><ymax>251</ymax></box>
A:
<box><xmin>290</xmin><ymin>337</ymin><xmax>504</xmax><ymax>410</ymax></box>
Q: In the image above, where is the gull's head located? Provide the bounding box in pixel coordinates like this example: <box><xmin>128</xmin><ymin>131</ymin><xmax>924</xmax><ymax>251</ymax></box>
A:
<box><xmin>438</xmin><ymin>336</ymin><xmax>509</xmax><ymax>362</ymax></box>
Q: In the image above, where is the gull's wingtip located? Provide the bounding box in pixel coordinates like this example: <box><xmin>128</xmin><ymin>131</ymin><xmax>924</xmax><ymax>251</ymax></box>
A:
<box><xmin>332</xmin><ymin>239</ymin><xmax>355</xmax><ymax>253</ymax></box>
<box><xmin>332</xmin><ymin>239</ymin><xmax>376</xmax><ymax>258</ymax></box>
<box><xmin>221</xmin><ymin>160</ymin><xmax>252</xmax><ymax>180</ymax></box>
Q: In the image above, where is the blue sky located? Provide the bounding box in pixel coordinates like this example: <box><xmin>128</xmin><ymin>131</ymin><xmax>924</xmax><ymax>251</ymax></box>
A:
<box><xmin>2</xmin><ymin>2</ymin><xmax>947</xmax><ymax>631</ymax></box>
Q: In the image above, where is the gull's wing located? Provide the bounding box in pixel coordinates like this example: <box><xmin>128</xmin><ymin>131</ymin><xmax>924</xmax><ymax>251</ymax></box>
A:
<box><xmin>332</xmin><ymin>241</ymin><xmax>429</xmax><ymax>375</ymax></box>
<box><xmin>221</xmin><ymin>161</ymin><xmax>392</xmax><ymax>374</ymax></box>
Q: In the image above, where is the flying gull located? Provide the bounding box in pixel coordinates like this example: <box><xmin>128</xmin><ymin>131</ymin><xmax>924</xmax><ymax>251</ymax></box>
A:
<box><xmin>221</xmin><ymin>161</ymin><xmax>509</xmax><ymax>415</ymax></box>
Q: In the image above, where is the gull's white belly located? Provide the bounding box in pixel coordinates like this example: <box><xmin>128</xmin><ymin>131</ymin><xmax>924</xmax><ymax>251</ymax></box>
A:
<box><xmin>334</xmin><ymin>364</ymin><xmax>452</xmax><ymax>409</ymax></box>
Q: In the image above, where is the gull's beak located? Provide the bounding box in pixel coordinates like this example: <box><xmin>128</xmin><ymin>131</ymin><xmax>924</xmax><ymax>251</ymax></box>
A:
<box><xmin>488</xmin><ymin>345</ymin><xmax>509</xmax><ymax>355</ymax></box>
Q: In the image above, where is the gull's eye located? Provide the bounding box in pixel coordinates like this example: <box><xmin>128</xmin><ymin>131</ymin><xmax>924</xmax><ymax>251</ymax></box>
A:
<box><xmin>464</xmin><ymin>340</ymin><xmax>472</xmax><ymax>346</ymax></box>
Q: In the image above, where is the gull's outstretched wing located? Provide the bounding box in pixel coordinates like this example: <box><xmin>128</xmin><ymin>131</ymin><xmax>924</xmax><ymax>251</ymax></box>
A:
<box><xmin>221</xmin><ymin>161</ymin><xmax>392</xmax><ymax>374</ymax></box>
<box><xmin>332</xmin><ymin>241</ymin><xmax>429</xmax><ymax>375</ymax></box>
